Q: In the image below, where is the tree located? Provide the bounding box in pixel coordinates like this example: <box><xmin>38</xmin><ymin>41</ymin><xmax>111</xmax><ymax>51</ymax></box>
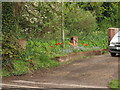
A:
<box><xmin>77</xmin><ymin>2</ymin><xmax>119</xmax><ymax>28</ymax></box>
<box><xmin>2</xmin><ymin>2</ymin><xmax>22</xmax><ymax>72</ymax></box>
<box><xmin>63</xmin><ymin>2</ymin><xmax>97</xmax><ymax>36</ymax></box>
<box><xmin>18</xmin><ymin>2</ymin><xmax>62</xmax><ymax>40</ymax></box>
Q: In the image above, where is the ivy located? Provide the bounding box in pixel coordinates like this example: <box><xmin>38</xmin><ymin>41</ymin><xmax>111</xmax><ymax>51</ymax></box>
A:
<box><xmin>2</xmin><ymin>2</ymin><xmax>22</xmax><ymax>72</ymax></box>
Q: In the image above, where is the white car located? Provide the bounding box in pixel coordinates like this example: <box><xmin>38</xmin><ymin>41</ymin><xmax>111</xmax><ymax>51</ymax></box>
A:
<box><xmin>109</xmin><ymin>31</ymin><xmax>120</xmax><ymax>56</ymax></box>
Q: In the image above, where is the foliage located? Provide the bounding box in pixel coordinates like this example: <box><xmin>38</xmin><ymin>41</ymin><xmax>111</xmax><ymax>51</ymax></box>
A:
<box><xmin>18</xmin><ymin>2</ymin><xmax>62</xmax><ymax>40</ymax></box>
<box><xmin>2</xmin><ymin>2</ymin><xmax>15</xmax><ymax>33</ymax></box>
<box><xmin>2</xmin><ymin>68</ymin><xmax>10</xmax><ymax>77</ymax></box>
<box><xmin>2</xmin><ymin>33</ymin><xmax>21</xmax><ymax>60</ymax></box>
<box><xmin>2</xmin><ymin>2</ymin><xmax>118</xmax><ymax>76</ymax></box>
<box><xmin>2</xmin><ymin>33</ymin><xmax>23</xmax><ymax>75</ymax></box>
<box><xmin>77</xmin><ymin>2</ymin><xmax>119</xmax><ymax>28</ymax></box>
<box><xmin>79</xmin><ymin>31</ymin><xmax>108</xmax><ymax>49</ymax></box>
<box><xmin>12</xmin><ymin>60</ymin><xmax>30</xmax><ymax>75</ymax></box>
<box><xmin>109</xmin><ymin>80</ymin><xmax>120</xmax><ymax>89</ymax></box>
<box><xmin>2</xmin><ymin>2</ymin><xmax>23</xmax><ymax>74</ymax></box>
<box><xmin>2</xmin><ymin>39</ymin><xmax>62</xmax><ymax>76</ymax></box>
<box><xmin>64</xmin><ymin>3</ymin><xmax>97</xmax><ymax>36</ymax></box>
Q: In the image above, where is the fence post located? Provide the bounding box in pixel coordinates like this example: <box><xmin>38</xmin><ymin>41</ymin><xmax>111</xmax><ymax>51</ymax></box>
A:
<box><xmin>70</xmin><ymin>36</ymin><xmax>78</xmax><ymax>46</ymax></box>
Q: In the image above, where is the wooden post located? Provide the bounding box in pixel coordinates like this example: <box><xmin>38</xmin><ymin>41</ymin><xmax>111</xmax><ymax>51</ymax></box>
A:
<box><xmin>70</xmin><ymin>36</ymin><xmax>78</xmax><ymax>46</ymax></box>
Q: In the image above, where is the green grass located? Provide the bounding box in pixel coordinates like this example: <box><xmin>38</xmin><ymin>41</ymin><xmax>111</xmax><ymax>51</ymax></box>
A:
<box><xmin>109</xmin><ymin>80</ymin><xmax>120</xmax><ymax>89</ymax></box>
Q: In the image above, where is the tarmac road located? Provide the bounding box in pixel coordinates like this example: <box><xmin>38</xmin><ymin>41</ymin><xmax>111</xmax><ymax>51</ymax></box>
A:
<box><xmin>2</xmin><ymin>54</ymin><xmax>119</xmax><ymax>89</ymax></box>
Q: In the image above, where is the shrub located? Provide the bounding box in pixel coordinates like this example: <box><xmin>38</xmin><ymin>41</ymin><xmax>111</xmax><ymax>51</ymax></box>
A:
<box><xmin>2</xmin><ymin>33</ymin><xmax>22</xmax><ymax>73</ymax></box>
<box><xmin>64</xmin><ymin>8</ymin><xmax>97</xmax><ymax>36</ymax></box>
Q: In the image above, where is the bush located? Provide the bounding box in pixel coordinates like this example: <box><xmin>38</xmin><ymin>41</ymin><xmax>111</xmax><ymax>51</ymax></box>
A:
<box><xmin>64</xmin><ymin>7</ymin><xmax>97</xmax><ymax>36</ymax></box>
<box><xmin>2</xmin><ymin>33</ymin><xmax>21</xmax><ymax>60</ymax></box>
<box><xmin>2</xmin><ymin>33</ymin><xmax>22</xmax><ymax>74</ymax></box>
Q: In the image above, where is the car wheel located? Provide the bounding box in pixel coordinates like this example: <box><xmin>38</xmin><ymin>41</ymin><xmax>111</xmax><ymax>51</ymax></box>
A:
<box><xmin>111</xmin><ymin>53</ymin><xmax>116</xmax><ymax>57</ymax></box>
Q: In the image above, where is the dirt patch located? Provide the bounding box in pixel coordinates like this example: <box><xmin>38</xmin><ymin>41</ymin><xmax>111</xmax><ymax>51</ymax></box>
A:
<box><xmin>55</xmin><ymin>49</ymin><xmax>109</xmax><ymax>62</ymax></box>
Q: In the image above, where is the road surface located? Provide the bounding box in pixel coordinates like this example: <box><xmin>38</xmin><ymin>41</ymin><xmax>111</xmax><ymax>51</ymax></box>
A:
<box><xmin>2</xmin><ymin>54</ymin><xmax>119</xmax><ymax>89</ymax></box>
